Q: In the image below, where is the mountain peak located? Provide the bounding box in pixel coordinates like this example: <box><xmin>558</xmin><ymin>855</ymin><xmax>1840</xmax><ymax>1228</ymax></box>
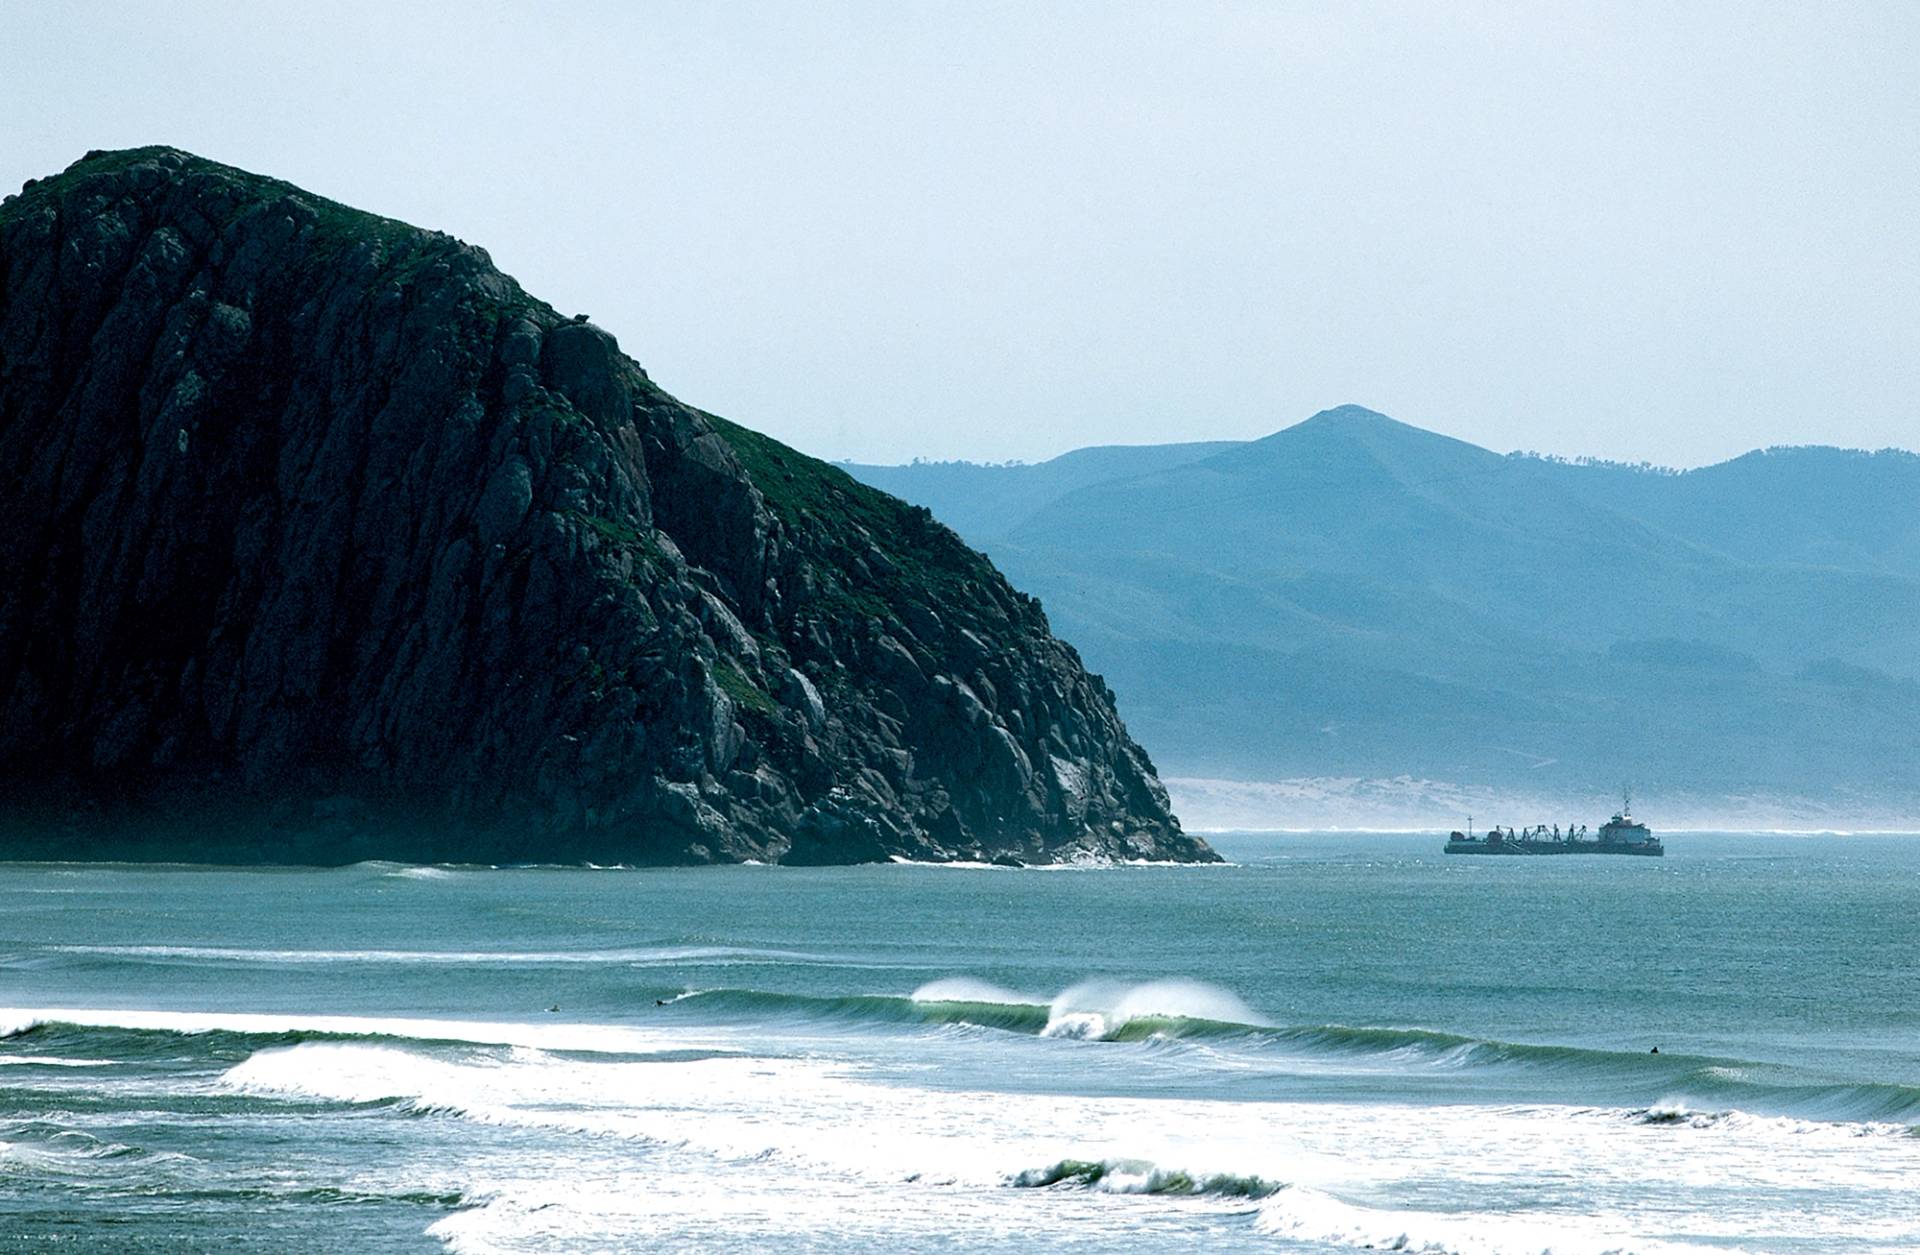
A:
<box><xmin>1239</xmin><ymin>406</ymin><xmax>1497</xmax><ymax>471</ymax></box>
<box><xmin>1253</xmin><ymin>404</ymin><xmax>1433</xmax><ymax>448</ymax></box>
<box><xmin>1300</xmin><ymin>404</ymin><xmax>1400</xmax><ymax>427</ymax></box>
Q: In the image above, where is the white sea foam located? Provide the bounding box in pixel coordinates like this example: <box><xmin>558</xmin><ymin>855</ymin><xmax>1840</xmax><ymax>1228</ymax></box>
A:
<box><xmin>1604</xmin><ymin>1102</ymin><xmax>1916</xmax><ymax>1142</ymax></box>
<box><xmin>219</xmin><ymin>1041</ymin><xmax>967</xmax><ymax>1178</ymax></box>
<box><xmin>0</xmin><ymin>1007</ymin><xmax>734</xmax><ymax>1056</ymax></box>
<box><xmin>1254</xmin><ymin>1184</ymin><xmax>1721</xmax><ymax>1255</ymax></box>
<box><xmin>883</xmin><ymin>853</ymin><xmax>1213</xmax><ymax>870</ymax></box>
<box><xmin>387</xmin><ymin>865</ymin><xmax>460</xmax><ymax>881</ymax></box>
<box><xmin>12</xmin><ymin>1003</ymin><xmax>1917</xmax><ymax>1252</ymax></box>
<box><xmin>887</xmin><ymin>856</ymin><xmax>1004</xmax><ymax>869</ymax></box>
<box><xmin>53</xmin><ymin>1010</ymin><xmax>1898</xmax><ymax>1253</ymax></box>
<box><xmin>294</xmin><ymin>1040</ymin><xmax>1829</xmax><ymax>1252</ymax></box>
<box><xmin>219</xmin><ymin>1034</ymin><xmax>1318</xmax><ymax>1193</ymax></box>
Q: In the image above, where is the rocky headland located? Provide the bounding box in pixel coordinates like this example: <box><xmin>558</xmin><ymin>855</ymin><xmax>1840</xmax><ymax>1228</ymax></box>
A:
<box><xmin>0</xmin><ymin>147</ymin><xmax>1213</xmax><ymax>865</ymax></box>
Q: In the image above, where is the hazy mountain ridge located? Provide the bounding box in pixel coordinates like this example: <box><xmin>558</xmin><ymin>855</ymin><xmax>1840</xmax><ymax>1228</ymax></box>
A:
<box><xmin>845</xmin><ymin>406</ymin><xmax>1920</xmax><ymax>822</ymax></box>
<box><xmin>841</xmin><ymin>440</ymin><xmax>1238</xmax><ymax>543</ymax></box>
<box><xmin>0</xmin><ymin>147</ymin><xmax>1212</xmax><ymax>864</ymax></box>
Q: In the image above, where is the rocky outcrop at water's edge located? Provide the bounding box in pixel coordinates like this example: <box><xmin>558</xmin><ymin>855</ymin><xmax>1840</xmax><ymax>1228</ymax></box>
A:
<box><xmin>0</xmin><ymin>147</ymin><xmax>1213</xmax><ymax>865</ymax></box>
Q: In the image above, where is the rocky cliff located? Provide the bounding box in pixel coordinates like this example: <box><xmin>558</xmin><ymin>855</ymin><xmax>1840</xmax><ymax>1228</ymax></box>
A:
<box><xmin>0</xmin><ymin>147</ymin><xmax>1212</xmax><ymax>865</ymax></box>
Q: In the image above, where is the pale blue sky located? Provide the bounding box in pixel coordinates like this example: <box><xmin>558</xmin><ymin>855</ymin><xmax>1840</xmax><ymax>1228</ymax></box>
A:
<box><xmin>5</xmin><ymin>2</ymin><xmax>1915</xmax><ymax>465</ymax></box>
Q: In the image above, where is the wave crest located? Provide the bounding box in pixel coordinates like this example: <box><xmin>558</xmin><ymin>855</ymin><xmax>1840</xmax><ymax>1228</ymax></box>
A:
<box><xmin>903</xmin><ymin>977</ymin><xmax>1267</xmax><ymax>1042</ymax></box>
<box><xmin>1012</xmin><ymin>1157</ymin><xmax>1283</xmax><ymax>1198</ymax></box>
<box><xmin>1041</xmin><ymin>978</ymin><xmax>1266</xmax><ymax>1040</ymax></box>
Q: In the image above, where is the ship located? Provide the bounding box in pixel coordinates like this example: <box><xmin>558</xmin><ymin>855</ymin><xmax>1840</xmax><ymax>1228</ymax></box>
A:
<box><xmin>1444</xmin><ymin>794</ymin><xmax>1662</xmax><ymax>857</ymax></box>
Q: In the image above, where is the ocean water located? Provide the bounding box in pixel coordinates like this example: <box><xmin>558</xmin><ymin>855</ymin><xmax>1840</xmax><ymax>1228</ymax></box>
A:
<box><xmin>3</xmin><ymin>831</ymin><xmax>1918</xmax><ymax>1253</ymax></box>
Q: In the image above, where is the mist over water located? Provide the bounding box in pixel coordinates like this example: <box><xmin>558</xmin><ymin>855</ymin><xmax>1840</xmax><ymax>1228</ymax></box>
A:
<box><xmin>3</xmin><ymin>832</ymin><xmax>1918</xmax><ymax>1252</ymax></box>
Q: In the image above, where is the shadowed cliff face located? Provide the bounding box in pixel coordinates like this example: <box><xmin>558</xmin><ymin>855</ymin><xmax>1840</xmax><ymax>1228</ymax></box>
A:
<box><xmin>0</xmin><ymin>147</ymin><xmax>1211</xmax><ymax>865</ymax></box>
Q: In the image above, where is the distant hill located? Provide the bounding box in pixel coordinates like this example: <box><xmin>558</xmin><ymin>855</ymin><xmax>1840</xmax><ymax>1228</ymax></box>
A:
<box><xmin>1517</xmin><ymin>445</ymin><xmax>1920</xmax><ymax>581</ymax></box>
<box><xmin>842</xmin><ymin>440</ymin><xmax>1236</xmax><ymax>542</ymax></box>
<box><xmin>846</xmin><ymin>406</ymin><xmax>1920</xmax><ymax>824</ymax></box>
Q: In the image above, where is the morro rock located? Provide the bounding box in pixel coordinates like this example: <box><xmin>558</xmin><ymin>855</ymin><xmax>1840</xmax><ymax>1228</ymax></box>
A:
<box><xmin>0</xmin><ymin>147</ymin><xmax>1213</xmax><ymax>865</ymax></box>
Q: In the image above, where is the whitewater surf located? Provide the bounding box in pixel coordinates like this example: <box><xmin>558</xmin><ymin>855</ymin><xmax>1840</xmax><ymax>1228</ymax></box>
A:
<box><xmin>3</xmin><ymin>830</ymin><xmax>1917</xmax><ymax>1252</ymax></box>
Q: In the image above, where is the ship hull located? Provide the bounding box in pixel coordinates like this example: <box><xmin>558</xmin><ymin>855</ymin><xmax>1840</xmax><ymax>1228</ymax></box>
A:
<box><xmin>1444</xmin><ymin>840</ymin><xmax>1662</xmax><ymax>857</ymax></box>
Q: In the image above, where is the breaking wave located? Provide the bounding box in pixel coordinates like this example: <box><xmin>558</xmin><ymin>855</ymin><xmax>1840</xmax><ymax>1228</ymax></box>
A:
<box><xmin>10</xmin><ymin>999</ymin><xmax>1920</xmax><ymax>1131</ymax></box>
<box><xmin>7</xmin><ymin>1006</ymin><xmax>1916</xmax><ymax>1255</ymax></box>
<box><xmin>643</xmin><ymin>977</ymin><xmax>1269</xmax><ymax>1041</ymax></box>
<box><xmin>1012</xmin><ymin>1157</ymin><xmax>1283</xmax><ymax>1198</ymax></box>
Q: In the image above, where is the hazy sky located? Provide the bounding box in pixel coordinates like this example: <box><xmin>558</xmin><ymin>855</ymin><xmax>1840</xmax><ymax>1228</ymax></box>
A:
<box><xmin>5</xmin><ymin>2</ymin><xmax>1916</xmax><ymax>465</ymax></box>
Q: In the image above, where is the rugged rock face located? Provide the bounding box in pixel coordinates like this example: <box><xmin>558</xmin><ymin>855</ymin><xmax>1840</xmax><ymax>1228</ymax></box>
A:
<box><xmin>0</xmin><ymin>147</ymin><xmax>1213</xmax><ymax>865</ymax></box>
